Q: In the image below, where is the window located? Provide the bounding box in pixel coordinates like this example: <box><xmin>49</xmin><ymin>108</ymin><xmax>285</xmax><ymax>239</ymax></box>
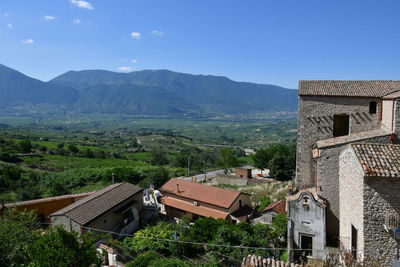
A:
<box><xmin>303</xmin><ymin>196</ymin><xmax>310</xmax><ymax>207</ymax></box>
<box><xmin>239</xmin><ymin>199</ymin><xmax>242</xmax><ymax>208</ymax></box>
<box><xmin>369</xmin><ymin>101</ymin><xmax>377</xmax><ymax>114</ymax></box>
<box><xmin>333</xmin><ymin>114</ymin><xmax>350</xmax><ymax>137</ymax></box>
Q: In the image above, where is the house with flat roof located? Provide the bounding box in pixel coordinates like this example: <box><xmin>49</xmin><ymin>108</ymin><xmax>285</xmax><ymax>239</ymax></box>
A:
<box><xmin>160</xmin><ymin>178</ymin><xmax>252</xmax><ymax>223</ymax></box>
<box><xmin>50</xmin><ymin>182</ymin><xmax>143</xmax><ymax>237</ymax></box>
<box><xmin>339</xmin><ymin>143</ymin><xmax>400</xmax><ymax>265</ymax></box>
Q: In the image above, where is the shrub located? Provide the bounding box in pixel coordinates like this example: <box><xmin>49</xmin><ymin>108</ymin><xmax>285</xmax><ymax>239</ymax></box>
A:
<box><xmin>125</xmin><ymin>251</ymin><xmax>160</xmax><ymax>267</ymax></box>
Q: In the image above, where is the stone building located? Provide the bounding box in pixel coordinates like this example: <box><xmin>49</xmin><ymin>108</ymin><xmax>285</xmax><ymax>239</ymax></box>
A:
<box><xmin>339</xmin><ymin>143</ymin><xmax>400</xmax><ymax>265</ymax></box>
<box><xmin>287</xmin><ymin>189</ymin><xmax>326</xmax><ymax>261</ymax></box>
<box><xmin>295</xmin><ymin>81</ymin><xmax>400</xmax><ymax>244</ymax></box>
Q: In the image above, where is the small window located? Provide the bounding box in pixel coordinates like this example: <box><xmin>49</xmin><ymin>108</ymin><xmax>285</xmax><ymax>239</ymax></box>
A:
<box><xmin>303</xmin><ymin>196</ymin><xmax>310</xmax><ymax>207</ymax></box>
<box><xmin>239</xmin><ymin>199</ymin><xmax>242</xmax><ymax>208</ymax></box>
<box><xmin>369</xmin><ymin>101</ymin><xmax>377</xmax><ymax>114</ymax></box>
<box><xmin>333</xmin><ymin>114</ymin><xmax>350</xmax><ymax>137</ymax></box>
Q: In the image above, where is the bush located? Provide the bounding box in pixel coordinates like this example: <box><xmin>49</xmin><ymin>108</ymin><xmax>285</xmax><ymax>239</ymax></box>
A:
<box><xmin>148</xmin><ymin>258</ymin><xmax>190</xmax><ymax>267</ymax></box>
<box><xmin>67</xmin><ymin>144</ymin><xmax>79</xmax><ymax>153</ymax></box>
<box><xmin>126</xmin><ymin>251</ymin><xmax>160</xmax><ymax>267</ymax></box>
<box><xmin>18</xmin><ymin>140</ymin><xmax>32</xmax><ymax>153</ymax></box>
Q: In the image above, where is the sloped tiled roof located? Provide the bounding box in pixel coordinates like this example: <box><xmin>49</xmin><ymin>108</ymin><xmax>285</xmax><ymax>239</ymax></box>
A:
<box><xmin>161</xmin><ymin>196</ymin><xmax>229</xmax><ymax>219</ymax></box>
<box><xmin>262</xmin><ymin>200</ymin><xmax>285</xmax><ymax>214</ymax></box>
<box><xmin>161</xmin><ymin>178</ymin><xmax>248</xmax><ymax>209</ymax></box>
<box><xmin>50</xmin><ymin>182</ymin><xmax>143</xmax><ymax>225</ymax></box>
<box><xmin>299</xmin><ymin>81</ymin><xmax>400</xmax><ymax>98</ymax></box>
<box><xmin>352</xmin><ymin>143</ymin><xmax>400</xmax><ymax>178</ymax></box>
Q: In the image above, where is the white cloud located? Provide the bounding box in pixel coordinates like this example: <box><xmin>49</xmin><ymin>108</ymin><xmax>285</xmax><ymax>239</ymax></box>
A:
<box><xmin>131</xmin><ymin>59</ymin><xmax>138</xmax><ymax>63</ymax></box>
<box><xmin>44</xmin><ymin>15</ymin><xmax>55</xmax><ymax>21</ymax></box>
<box><xmin>70</xmin><ymin>0</ymin><xmax>93</xmax><ymax>10</ymax></box>
<box><xmin>22</xmin><ymin>39</ymin><xmax>34</xmax><ymax>45</ymax></box>
<box><xmin>73</xmin><ymin>18</ymin><xmax>81</xmax><ymax>24</ymax></box>
<box><xmin>4</xmin><ymin>13</ymin><xmax>9</xmax><ymax>17</ymax></box>
<box><xmin>151</xmin><ymin>30</ymin><xmax>163</xmax><ymax>36</ymax></box>
<box><xmin>7</xmin><ymin>23</ymin><xmax>12</xmax><ymax>29</ymax></box>
<box><xmin>118</xmin><ymin>66</ymin><xmax>133</xmax><ymax>72</ymax></box>
<box><xmin>130</xmin><ymin>32</ymin><xmax>141</xmax><ymax>40</ymax></box>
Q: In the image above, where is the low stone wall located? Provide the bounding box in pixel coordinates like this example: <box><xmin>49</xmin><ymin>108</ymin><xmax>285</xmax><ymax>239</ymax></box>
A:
<box><xmin>241</xmin><ymin>255</ymin><xmax>303</xmax><ymax>267</ymax></box>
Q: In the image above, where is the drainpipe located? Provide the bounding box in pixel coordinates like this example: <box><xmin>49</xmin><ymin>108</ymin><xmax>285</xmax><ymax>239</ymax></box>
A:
<box><xmin>315</xmin><ymin>161</ymin><xmax>318</xmax><ymax>194</ymax></box>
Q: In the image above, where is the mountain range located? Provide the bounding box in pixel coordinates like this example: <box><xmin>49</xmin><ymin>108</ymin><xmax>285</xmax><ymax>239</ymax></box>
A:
<box><xmin>0</xmin><ymin>64</ymin><xmax>298</xmax><ymax>117</ymax></box>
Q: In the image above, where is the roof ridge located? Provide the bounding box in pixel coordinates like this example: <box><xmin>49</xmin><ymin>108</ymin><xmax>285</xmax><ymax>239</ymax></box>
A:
<box><xmin>62</xmin><ymin>182</ymin><xmax>124</xmax><ymax>215</ymax></box>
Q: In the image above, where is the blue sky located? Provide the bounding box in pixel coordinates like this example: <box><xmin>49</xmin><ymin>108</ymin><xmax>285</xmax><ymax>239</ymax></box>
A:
<box><xmin>1</xmin><ymin>0</ymin><xmax>400</xmax><ymax>88</ymax></box>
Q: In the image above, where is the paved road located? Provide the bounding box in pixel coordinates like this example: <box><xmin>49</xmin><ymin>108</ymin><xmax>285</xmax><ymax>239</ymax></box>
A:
<box><xmin>178</xmin><ymin>169</ymin><xmax>232</xmax><ymax>182</ymax></box>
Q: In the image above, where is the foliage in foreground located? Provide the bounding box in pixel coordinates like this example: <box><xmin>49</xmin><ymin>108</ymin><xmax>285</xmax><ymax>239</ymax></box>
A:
<box><xmin>0</xmin><ymin>208</ymin><xmax>101</xmax><ymax>267</ymax></box>
<box><xmin>122</xmin><ymin>217</ymin><xmax>287</xmax><ymax>265</ymax></box>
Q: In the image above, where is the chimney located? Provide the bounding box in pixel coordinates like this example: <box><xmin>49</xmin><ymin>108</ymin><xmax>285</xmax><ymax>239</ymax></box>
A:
<box><xmin>112</xmin><ymin>173</ymin><xmax>114</xmax><ymax>184</ymax></box>
<box><xmin>176</xmin><ymin>183</ymin><xmax>180</xmax><ymax>193</ymax></box>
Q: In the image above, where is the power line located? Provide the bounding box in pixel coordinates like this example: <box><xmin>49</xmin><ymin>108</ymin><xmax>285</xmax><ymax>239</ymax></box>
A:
<box><xmin>79</xmin><ymin>225</ymin><xmax>323</xmax><ymax>252</ymax></box>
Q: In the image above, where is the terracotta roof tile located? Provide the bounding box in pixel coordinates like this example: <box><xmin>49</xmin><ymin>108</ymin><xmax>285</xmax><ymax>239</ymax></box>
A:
<box><xmin>262</xmin><ymin>200</ymin><xmax>285</xmax><ymax>214</ymax></box>
<box><xmin>299</xmin><ymin>81</ymin><xmax>400</xmax><ymax>98</ymax></box>
<box><xmin>161</xmin><ymin>178</ymin><xmax>245</xmax><ymax>209</ymax></box>
<box><xmin>352</xmin><ymin>143</ymin><xmax>400</xmax><ymax>178</ymax></box>
<box><xmin>50</xmin><ymin>182</ymin><xmax>143</xmax><ymax>225</ymax></box>
<box><xmin>161</xmin><ymin>196</ymin><xmax>229</xmax><ymax>219</ymax></box>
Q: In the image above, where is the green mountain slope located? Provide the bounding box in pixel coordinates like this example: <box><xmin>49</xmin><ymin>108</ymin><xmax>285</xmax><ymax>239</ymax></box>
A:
<box><xmin>0</xmin><ymin>64</ymin><xmax>78</xmax><ymax>106</ymax></box>
<box><xmin>75</xmin><ymin>83</ymin><xmax>198</xmax><ymax>115</ymax></box>
<box><xmin>51</xmin><ymin>69</ymin><xmax>298</xmax><ymax>115</ymax></box>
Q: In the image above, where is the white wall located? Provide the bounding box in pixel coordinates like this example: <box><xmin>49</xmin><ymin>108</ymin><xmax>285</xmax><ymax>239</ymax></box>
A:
<box><xmin>339</xmin><ymin>146</ymin><xmax>364</xmax><ymax>262</ymax></box>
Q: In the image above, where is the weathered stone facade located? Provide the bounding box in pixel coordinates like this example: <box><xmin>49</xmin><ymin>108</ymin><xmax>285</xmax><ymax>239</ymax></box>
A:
<box><xmin>296</xmin><ymin>95</ymin><xmax>385</xmax><ymax>242</ymax></box>
<box><xmin>317</xmin><ymin>134</ymin><xmax>393</xmax><ymax>242</ymax></box>
<box><xmin>363</xmin><ymin>176</ymin><xmax>400</xmax><ymax>266</ymax></box>
<box><xmin>339</xmin><ymin>145</ymin><xmax>400</xmax><ymax>266</ymax></box>
<box><xmin>296</xmin><ymin>95</ymin><xmax>382</xmax><ymax>190</ymax></box>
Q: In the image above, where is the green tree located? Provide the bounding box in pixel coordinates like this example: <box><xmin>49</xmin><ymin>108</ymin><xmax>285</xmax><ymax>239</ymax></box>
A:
<box><xmin>218</xmin><ymin>148</ymin><xmax>238</xmax><ymax>174</ymax></box>
<box><xmin>0</xmin><ymin>208</ymin><xmax>40</xmax><ymax>266</ymax></box>
<box><xmin>148</xmin><ymin>257</ymin><xmax>190</xmax><ymax>267</ymax></box>
<box><xmin>272</xmin><ymin>213</ymin><xmax>287</xmax><ymax>237</ymax></box>
<box><xmin>257</xmin><ymin>196</ymin><xmax>272</xmax><ymax>212</ymax></box>
<box><xmin>18</xmin><ymin>140</ymin><xmax>32</xmax><ymax>153</ymax></box>
<box><xmin>269</xmin><ymin>152</ymin><xmax>292</xmax><ymax>180</ymax></box>
<box><xmin>67</xmin><ymin>144</ymin><xmax>79</xmax><ymax>153</ymax></box>
<box><xmin>126</xmin><ymin>251</ymin><xmax>160</xmax><ymax>267</ymax></box>
<box><xmin>122</xmin><ymin>221</ymin><xmax>179</xmax><ymax>254</ymax></box>
<box><xmin>27</xmin><ymin>227</ymin><xmax>102</xmax><ymax>267</ymax></box>
<box><xmin>251</xmin><ymin>148</ymin><xmax>273</xmax><ymax>174</ymax></box>
<box><xmin>140</xmin><ymin>167</ymin><xmax>169</xmax><ymax>188</ymax></box>
<box><xmin>150</xmin><ymin>150</ymin><xmax>169</xmax><ymax>166</ymax></box>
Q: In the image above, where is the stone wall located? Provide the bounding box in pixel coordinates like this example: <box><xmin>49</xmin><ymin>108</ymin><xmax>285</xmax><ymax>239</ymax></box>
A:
<box><xmin>316</xmin><ymin>134</ymin><xmax>392</xmax><ymax>241</ymax></box>
<box><xmin>338</xmin><ymin>146</ymin><xmax>365</xmax><ymax>261</ymax></box>
<box><xmin>363</xmin><ymin>176</ymin><xmax>400</xmax><ymax>266</ymax></box>
<box><xmin>296</xmin><ymin>96</ymin><xmax>381</xmax><ymax>190</ymax></box>
<box><xmin>394</xmin><ymin>99</ymin><xmax>400</xmax><ymax>135</ymax></box>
